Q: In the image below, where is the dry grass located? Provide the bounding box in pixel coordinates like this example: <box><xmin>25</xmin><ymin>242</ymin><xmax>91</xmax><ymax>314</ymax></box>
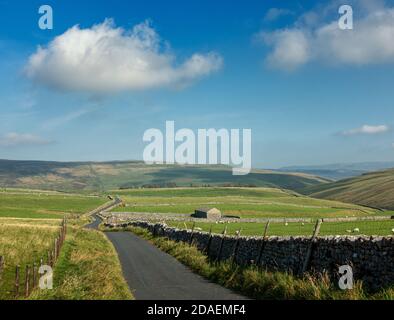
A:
<box><xmin>0</xmin><ymin>219</ymin><xmax>61</xmax><ymax>299</ymax></box>
<box><xmin>0</xmin><ymin>222</ymin><xmax>60</xmax><ymax>266</ymax></box>
<box><xmin>0</xmin><ymin>215</ymin><xmax>132</xmax><ymax>300</ymax></box>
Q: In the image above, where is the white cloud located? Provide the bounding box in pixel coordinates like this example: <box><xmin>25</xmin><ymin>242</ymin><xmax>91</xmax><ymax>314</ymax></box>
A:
<box><xmin>341</xmin><ymin>124</ymin><xmax>390</xmax><ymax>136</ymax></box>
<box><xmin>259</xmin><ymin>5</ymin><xmax>394</xmax><ymax>70</ymax></box>
<box><xmin>257</xmin><ymin>29</ymin><xmax>310</xmax><ymax>71</ymax></box>
<box><xmin>0</xmin><ymin>133</ymin><xmax>52</xmax><ymax>147</ymax></box>
<box><xmin>25</xmin><ymin>19</ymin><xmax>223</xmax><ymax>93</ymax></box>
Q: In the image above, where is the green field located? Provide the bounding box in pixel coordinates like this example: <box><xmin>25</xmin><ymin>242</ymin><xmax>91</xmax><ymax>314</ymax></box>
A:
<box><xmin>167</xmin><ymin>220</ymin><xmax>394</xmax><ymax>237</ymax></box>
<box><xmin>112</xmin><ymin>187</ymin><xmax>382</xmax><ymax>219</ymax></box>
<box><xmin>0</xmin><ymin>191</ymin><xmax>106</xmax><ymax>219</ymax></box>
<box><xmin>112</xmin><ymin>187</ymin><xmax>394</xmax><ymax>236</ymax></box>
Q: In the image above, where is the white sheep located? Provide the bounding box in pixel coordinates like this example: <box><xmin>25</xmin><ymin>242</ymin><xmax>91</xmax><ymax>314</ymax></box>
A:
<box><xmin>353</xmin><ymin>228</ymin><xmax>360</xmax><ymax>233</ymax></box>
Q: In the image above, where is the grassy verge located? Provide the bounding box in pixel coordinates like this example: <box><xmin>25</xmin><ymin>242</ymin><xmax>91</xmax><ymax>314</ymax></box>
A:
<box><xmin>0</xmin><ymin>218</ymin><xmax>62</xmax><ymax>299</ymax></box>
<box><xmin>106</xmin><ymin>226</ymin><xmax>393</xmax><ymax>300</ymax></box>
<box><xmin>29</xmin><ymin>225</ymin><xmax>133</xmax><ymax>300</ymax></box>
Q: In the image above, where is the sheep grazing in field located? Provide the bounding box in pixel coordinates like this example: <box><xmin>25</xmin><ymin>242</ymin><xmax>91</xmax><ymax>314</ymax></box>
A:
<box><xmin>391</xmin><ymin>228</ymin><xmax>394</xmax><ymax>234</ymax></box>
<box><xmin>353</xmin><ymin>228</ymin><xmax>360</xmax><ymax>233</ymax></box>
<box><xmin>285</xmin><ymin>222</ymin><xmax>288</xmax><ymax>226</ymax></box>
<box><xmin>346</xmin><ymin>229</ymin><xmax>352</xmax><ymax>233</ymax></box>
<box><xmin>301</xmin><ymin>222</ymin><xmax>305</xmax><ymax>226</ymax></box>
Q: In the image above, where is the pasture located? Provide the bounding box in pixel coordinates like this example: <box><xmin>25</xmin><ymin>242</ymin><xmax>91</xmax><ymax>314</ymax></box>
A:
<box><xmin>110</xmin><ymin>187</ymin><xmax>394</xmax><ymax>237</ymax></box>
<box><xmin>111</xmin><ymin>187</ymin><xmax>383</xmax><ymax>219</ymax></box>
<box><xmin>167</xmin><ymin>220</ymin><xmax>394</xmax><ymax>237</ymax></box>
<box><xmin>0</xmin><ymin>190</ymin><xmax>106</xmax><ymax>219</ymax></box>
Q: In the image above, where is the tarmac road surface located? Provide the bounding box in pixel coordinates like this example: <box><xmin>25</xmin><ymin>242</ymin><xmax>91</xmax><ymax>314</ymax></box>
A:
<box><xmin>86</xmin><ymin>215</ymin><xmax>247</xmax><ymax>300</ymax></box>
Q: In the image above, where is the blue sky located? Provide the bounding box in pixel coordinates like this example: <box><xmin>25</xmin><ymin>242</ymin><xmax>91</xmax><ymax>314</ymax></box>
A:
<box><xmin>0</xmin><ymin>0</ymin><xmax>394</xmax><ymax>168</ymax></box>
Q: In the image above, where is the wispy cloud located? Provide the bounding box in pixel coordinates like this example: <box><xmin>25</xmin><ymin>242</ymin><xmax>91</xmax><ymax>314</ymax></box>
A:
<box><xmin>0</xmin><ymin>132</ymin><xmax>52</xmax><ymax>147</ymax></box>
<box><xmin>264</xmin><ymin>8</ymin><xmax>293</xmax><ymax>22</ymax></box>
<box><xmin>40</xmin><ymin>108</ymin><xmax>92</xmax><ymax>131</ymax></box>
<box><xmin>25</xmin><ymin>19</ymin><xmax>223</xmax><ymax>94</ymax></box>
<box><xmin>341</xmin><ymin>124</ymin><xmax>390</xmax><ymax>136</ymax></box>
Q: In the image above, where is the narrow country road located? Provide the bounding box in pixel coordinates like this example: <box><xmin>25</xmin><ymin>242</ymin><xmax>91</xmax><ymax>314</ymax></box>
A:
<box><xmin>86</xmin><ymin>215</ymin><xmax>247</xmax><ymax>300</ymax></box>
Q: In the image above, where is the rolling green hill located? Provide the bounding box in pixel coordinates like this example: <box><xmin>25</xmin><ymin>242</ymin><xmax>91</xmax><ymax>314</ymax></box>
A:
<box><xmin>279</xmin><ymin>161</ymin><xmax>394</xmax><ymax>180</ymax></box>
<box><xmin>0</xmin><ymin>159</ymin><xmax>329</xmax><ymax>192</ymax></box>
<box><xmin>303</xmin><ymin>168</ymin><xmax>394</xmax><ymax>210</ymax></box>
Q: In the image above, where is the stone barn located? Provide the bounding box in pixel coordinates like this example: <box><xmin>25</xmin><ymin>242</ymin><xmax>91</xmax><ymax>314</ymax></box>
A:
<box><xmin>194</xmin><ymin>207</ymin><xmax>222</xmax><ymax>220</ymax></box>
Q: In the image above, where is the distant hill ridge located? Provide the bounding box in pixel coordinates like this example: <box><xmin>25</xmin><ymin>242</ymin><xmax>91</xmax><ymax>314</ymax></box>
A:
<box><xmin>303</xmin><ymin>168</ymin><xmax>394</xmax><ymax>210</ymax></box>
<box><xmin>0</xmin><ymin>159</ymin><xmax>328</xmax><ymax>192</ymax></box>
<box><xmin>279</xmin><ymin>161</ymin><xmax>394</xmax><ymax>180</ymax></box>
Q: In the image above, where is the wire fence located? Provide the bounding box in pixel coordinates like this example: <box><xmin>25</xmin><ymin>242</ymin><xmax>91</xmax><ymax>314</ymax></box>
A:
<box><xmin>0</xmin><ymin>217</ymin><xmax>67</xmax><ymax>299</ymax></box>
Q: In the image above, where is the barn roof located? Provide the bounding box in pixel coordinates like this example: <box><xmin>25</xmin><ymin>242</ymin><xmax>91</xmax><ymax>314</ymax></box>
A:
<box><xmin>196</xmin><ymin>207</ymin><xmax>220</xmax><ymax>213</ymax></box>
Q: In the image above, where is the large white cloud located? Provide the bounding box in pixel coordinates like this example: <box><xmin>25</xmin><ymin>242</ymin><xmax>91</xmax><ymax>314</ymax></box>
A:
<box><xmin>0</xmin><ymin>133</ymin><xmax>52</xmax><ymax>147</ymax></box>
<box><xmin>258</xmin><ymin>5</ymin><xmax>394</xmax><ymax>70</ymax></box>
<box><xmin>25</xmin><ymin>19</ymin><xmax>223</xmax><ymax>93</ymax></box>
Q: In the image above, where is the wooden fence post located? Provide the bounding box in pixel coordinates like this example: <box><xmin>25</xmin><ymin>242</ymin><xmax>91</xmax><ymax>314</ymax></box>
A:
<box><xmin>231</xmin><ymin>229</ymin><xmax>242</xmax><ymax>264</ymax></box>
<box><xmin>15</xmin><ymin>265</ymin><xmax>20</xmax><ymax>298</ymax></box>
<box><xmin>204</xmin><ymin>225</ymin><xmax>213</xmax><ymax>255</ymax></box>
<box><xmin>57</xmin><ymin>236</ymin><xmax>60</xmax><ymax>256</ymax></box>
<box><xmin>47</xmin><ymin>251</ymin><xmax>52</xmax><ymax>267</ymax></box>
<box><xmin>33</xmin><ymin>263</ymin><xmax>37</xmax><ymax>288</ymax></box>
<box><xmin>64</xmin><ymin>217</ymin><xmax>67</xmax><ymax>237</ymax></box>
<box><xmin>59</xmin><ymin>217</ymin><xmax>66</xmax><ymax>246</ymax></box>
<box><xmin>25</xmin><ymin>265</ymin><xmax>30</xmax><ymax>298</ymax></box>
<box><xmin>0</xmin><ymin>256</ymin><xmax>4</xmax><ymax>280</ymax></box>
<box><xmin>216</xmin><ymin>224</ymin><xmax>228</xmax><ymax>261</ymax></box>
<box><xmin>54</xmin><ymin>238</ymin><xmax>58</xmax><ymax>260</ymax></box>
<box><xmin>301</xmin><ymin>219</ymin><xmax>322</xmax><ymax>274</ymax></box>
<box><xmin>256</xmin><ymin>220</ymin><xmax>270</xmax><ymax>265</ymax></box>
<box><xmin>52</xmin><ymin>249</ymin><xmax>55</xmax><ymax>266</ymax></box>
<box><xmin>189</xmin><ymin>222</ymin><xmax>196</xmax><ymax>245</ymax></box>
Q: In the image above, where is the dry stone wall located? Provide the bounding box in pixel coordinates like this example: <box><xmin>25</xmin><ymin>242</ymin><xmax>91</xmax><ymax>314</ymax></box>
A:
<box><xmin>106</xmin><ymin>220</ymin><xmax>394</xmax><ymax>290</ymax></box>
